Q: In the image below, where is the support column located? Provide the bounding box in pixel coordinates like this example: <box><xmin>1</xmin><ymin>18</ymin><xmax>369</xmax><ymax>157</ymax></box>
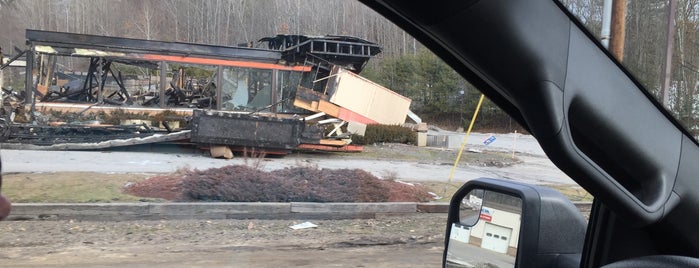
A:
<box><xmin>26</xmin><ymin>49</ymin><xmax>35</xmax><ymax>122</ymax></box>
<box><xmin>159</xmin><ymin>61</ymin><xmax>167</xmax><ymax>108</ymax></box>
<box><xmin>97</xmin><ymin>58</ymin><xmax>104</xmax><ymax>103</ymax></box>
<box><xmin>271</xmin><ymin>69</ymin><xmax>279</xmax><ymax>113</ymax></box>
<box><xmin>0</xmin><ymin>51</ymin><xmax>4</xmax><ymax>108</ymax></box>
<box><xmin>216</xmin><ymin>65</ymin><xmax>223</xmax><ymax>110</ymax></box>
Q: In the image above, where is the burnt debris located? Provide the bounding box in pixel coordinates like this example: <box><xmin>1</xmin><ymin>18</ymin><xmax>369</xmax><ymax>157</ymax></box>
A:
<box><xmin>0</xmin><ymin>30</ymin><xmax>419</xmax><ymax>153</ymax></box>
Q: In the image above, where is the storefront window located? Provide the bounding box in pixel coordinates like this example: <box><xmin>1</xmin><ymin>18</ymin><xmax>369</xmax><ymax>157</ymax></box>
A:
<box><xmin>220</xmin><ymin>67</ymin><xmax>272</xmax><ymax>111</ymax></box>
<box><xmin>277</xmin><ymin>70</ymin><xmax>305</xmax><ymax>113</ymax></box>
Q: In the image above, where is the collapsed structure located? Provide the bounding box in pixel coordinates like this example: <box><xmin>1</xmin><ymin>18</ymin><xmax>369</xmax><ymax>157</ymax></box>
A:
<box><xmin>0</xmin><ymin>30</ymin><xmax>421</xmax><ymax>154</ymax></box>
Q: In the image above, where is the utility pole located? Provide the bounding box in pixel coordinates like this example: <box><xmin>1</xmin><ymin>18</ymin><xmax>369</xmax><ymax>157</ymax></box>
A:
<box><xmin>609</xmin><ymin>0</ymin><xmax>626</xmax><ymax>61</ymax></box>
<box><xmin>600</xmin><ymin>0</ymin><xmax>613</xmax><ymax>48</ymax></box>
<box><xmin>661</xmin><ymin>0</ymin><xmax>676</xmax><ymax>108</ymax></box>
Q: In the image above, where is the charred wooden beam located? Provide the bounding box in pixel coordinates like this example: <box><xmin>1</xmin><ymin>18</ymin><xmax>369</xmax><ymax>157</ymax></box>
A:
<box><xmin>0</xmin><ymin>123</ymin><xmax>155</xmax><ymax>146</ymax></box>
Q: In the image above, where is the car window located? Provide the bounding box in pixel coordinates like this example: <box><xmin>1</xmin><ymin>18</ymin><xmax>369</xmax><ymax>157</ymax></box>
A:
<box><xmin>558</xmin><ymin>0</ymin><xmax>699</xmax><ymax>139</ymax></box>
<box><xmin>0</xmin><ymin>1</ymin><xmax>585</xmax><ymax>267</ymax></box>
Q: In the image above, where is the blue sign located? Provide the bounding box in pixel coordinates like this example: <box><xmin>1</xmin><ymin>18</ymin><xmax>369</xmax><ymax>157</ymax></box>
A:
<box><xmin>483</xmin><ymin>135</ymin><xmax>496</xmax><ymax>145</ymax></box>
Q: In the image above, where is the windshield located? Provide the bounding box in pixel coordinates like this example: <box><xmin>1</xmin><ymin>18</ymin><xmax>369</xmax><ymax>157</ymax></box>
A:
<box><xmin>0</xmin><ymin>1</ymin><xmax>585</xmax><ymax>267</ymax></box>
<box><xmin>558</xmin><ymin>0</ymin><xmax>699</xmax><ymax>139</ymax></box>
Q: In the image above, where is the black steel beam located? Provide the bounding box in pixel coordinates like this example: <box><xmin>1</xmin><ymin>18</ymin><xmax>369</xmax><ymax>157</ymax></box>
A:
<box><xmin>0</xmin><ymin>50</ymin><xmax>27</xmax><ymax>70</ymax></box>
<box><xmin>26</xmin><ymin>30</ymin><xmax>281</xmax><ymax>63</ymax></box>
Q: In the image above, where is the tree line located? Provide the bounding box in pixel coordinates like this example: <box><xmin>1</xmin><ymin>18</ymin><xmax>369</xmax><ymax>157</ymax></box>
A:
<box><xmin>1</xmin><ymin>0</ymin><xmax>698</xmax><ymax>134</ymax></box>
<box><xmin>560</xmin><ymin>0</ymin><xmax>699</xmax><ymax>135</ymax></box>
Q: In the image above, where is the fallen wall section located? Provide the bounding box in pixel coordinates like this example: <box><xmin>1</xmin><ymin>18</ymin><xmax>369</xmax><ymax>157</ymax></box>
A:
<box><xmin>326</xmin><ymin>67</ymin><xmax>411</xmax><ymax>125</ymax></box>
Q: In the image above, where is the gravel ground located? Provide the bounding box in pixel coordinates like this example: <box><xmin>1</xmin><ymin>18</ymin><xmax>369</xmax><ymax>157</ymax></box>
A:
<box><xmin>1</xmin><ymin>139</ymin><xmax>574</xmax><ymax>185</ymax></box>
<box><xmin>0</xmin><ymin>213</ymin><xmax>447</xmax><ymax>267</ymax></box>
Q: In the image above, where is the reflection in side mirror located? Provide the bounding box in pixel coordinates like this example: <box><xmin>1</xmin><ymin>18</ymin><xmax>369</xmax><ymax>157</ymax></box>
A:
<box><xmin>446</xmin><ymin>189</ymin><xmax>522</xmax><ymax>268</ymax></box>
<box><xmin>443</xmin><ymin>178</ymin><xmax>586</xmax><ymax>268</ymax></box>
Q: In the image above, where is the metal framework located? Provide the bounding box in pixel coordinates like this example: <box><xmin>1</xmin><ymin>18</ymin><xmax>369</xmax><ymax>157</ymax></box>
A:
<box><xmin>260</xmin><ymin>34</ymin><xmax>382</xmax><ymax>73</ymax></box>
<box><xmin>23</xmin><ymin>31</ymin><xmax>381</xmax><ymax>114</ymax></box>
<box><xmin>11</xmin><ymin>30</ymin><xmax>384</xmax><ymax>151</ymax></box>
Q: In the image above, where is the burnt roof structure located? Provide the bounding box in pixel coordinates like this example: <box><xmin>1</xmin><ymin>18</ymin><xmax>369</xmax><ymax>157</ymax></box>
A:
<box><xmin>26</xmin><ymin>30</ymin><xmax>382</xmax><ymax>71</ymax></box>
<box><xmin>23</xmin><ymin>30</ymin><xmax>382</xmax><ymax>111</ymax></box>
<box><xmin>258</xmin><ymin>34</ymin><xmax>382</xmax><ymax>73</ymax></box>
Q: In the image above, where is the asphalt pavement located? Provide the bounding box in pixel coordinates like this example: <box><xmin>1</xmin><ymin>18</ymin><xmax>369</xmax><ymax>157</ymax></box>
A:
<box><xmin>0</xmin><ymin>133</ymin><xmax>575</xmax><ymax>185</ymax></box>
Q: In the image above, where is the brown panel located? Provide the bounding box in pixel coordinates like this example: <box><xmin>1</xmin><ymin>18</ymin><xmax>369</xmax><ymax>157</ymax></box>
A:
<box><xmin>317</xmin><ymin>100</ymin><xmax>341</xmax><ymax>117</ymax></box>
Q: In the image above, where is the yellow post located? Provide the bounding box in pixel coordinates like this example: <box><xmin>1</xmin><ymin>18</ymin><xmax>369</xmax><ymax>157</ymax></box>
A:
<box><xmin>444</xmin><ymin>94</ymin><xmax>486</xmax><ymax>194</ymax></box>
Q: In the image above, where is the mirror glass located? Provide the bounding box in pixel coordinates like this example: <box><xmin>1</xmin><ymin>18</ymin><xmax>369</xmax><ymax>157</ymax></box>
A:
<box><xmin>446</xmin><ymin>189</ymin><xmax>522</xmax><ymax>268</ymax></box>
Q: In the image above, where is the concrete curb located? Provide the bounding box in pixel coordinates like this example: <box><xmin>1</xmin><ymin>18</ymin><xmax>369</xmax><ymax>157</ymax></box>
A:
<box><xmin>7</xmin><ymin>202</ymin><xmax>430</xmax><ymax>221</ymax></box>
<box><xmin>6</xmin><ymin>202</ymin><xmax>592</xmax><ymax>221</ymax></box>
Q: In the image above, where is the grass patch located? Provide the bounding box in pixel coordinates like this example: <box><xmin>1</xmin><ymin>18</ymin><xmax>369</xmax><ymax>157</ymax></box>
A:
<box><xmin>545</xmin><ymin>184</ymin><xmax>593</xmax><ymax>202</ymax></box>
<box><xmin>2</xmin><ymin>172</ymin><xmax>592</xmax><ymax>204</ymax></box>
<box><xmin>3</xmin><ymin>172</ymin><xmax>162</xmax><ymax>203</ymax></box>
<box><xmin>421</xmin><ymin>182</ymin><xmax>593</xmax><ymax>203</ymax></box>
<box><xmin>328</xmin><ymin>143</ymin><xmax>522</xmax><ymax>168</ymax></box>
<box><xmin>355</xmin><ymin>146</ymin><xmax>449</xmax><ymax>162</ymax></box>
<box><xmin>420</xmin><ymin>181</ymin><xmax>464</xmax><ymax>202</ymax></box>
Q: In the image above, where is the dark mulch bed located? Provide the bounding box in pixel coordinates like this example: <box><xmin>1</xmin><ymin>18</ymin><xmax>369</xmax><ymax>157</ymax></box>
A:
<box><xmin>124</xmin><ymin>165</ymin><xmax>433</xmax><ymax>202</ymax></box>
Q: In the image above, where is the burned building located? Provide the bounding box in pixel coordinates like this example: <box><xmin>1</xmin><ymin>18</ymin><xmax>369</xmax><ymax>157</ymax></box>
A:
<box><xmin>0</xmin><ymin>30</ymin><xmax>417</xmax><ymax>154</ymax></box>
<box><xmin>23</xmin><ymin>30</ymin><xmax>380</xmax><ymax>111</ymax></box>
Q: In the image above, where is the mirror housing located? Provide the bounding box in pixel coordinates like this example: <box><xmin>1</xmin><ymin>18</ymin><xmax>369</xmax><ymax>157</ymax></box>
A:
<box><xmin>444</xmin><ymin>178</ymin><xmax>586</xmax><ymax>268</ymax></box>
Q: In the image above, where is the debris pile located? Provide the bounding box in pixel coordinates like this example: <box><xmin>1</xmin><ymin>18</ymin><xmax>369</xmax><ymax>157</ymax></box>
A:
<box><xmin>124</xmin><ymin>165</ymin><xmax>433</xmax><ymax>203</ymax></box>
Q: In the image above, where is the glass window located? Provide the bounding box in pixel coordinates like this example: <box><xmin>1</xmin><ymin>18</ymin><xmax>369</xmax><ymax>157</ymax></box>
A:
<box><xmin>221</xmin><ymin>67</ymin><xmax>247</xmax><ymax>111</ymax></box>
<box><xmin>247</xmin><ymin>69</ymin><xmax>273</xmax><ymax>109</ymax></box>
<box><xmin>277</xmin><ymin>70</ymin><xmax>306</xmax><ymax>113</ymax></box>
<box><xmin>220</xmin><ymin>67</ymin><xmax>272</xmax><ymax>111</ymax></box>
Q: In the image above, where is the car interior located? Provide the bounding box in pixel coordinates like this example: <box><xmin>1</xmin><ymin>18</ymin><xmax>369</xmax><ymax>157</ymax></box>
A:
<box><xmin>2</xmin><ymin>0</ymin><xmax>699</xmax><ymax>266</ymax></box>
<box><xmin>359</xmin><ymin>0</ymin><xmax>699</xmax><ymax>267</ymax></box>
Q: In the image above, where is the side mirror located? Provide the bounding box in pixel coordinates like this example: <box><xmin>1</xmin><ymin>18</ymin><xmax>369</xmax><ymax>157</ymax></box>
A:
<box><xmin>443</xmin><ymin>178</ymin><xmax>586</xmax><ymax>268</ymax></box>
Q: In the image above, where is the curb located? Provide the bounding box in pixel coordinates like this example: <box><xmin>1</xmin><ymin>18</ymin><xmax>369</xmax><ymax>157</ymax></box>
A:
<box><xmin>7</xmin><ymin>202</ymin><xmax>431</xmax><ymax>221</ymax></box>
<box><xmin>6</xmin><ymin>202</ymin><xmax>592</xmax><ymax>221</ymax></box>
